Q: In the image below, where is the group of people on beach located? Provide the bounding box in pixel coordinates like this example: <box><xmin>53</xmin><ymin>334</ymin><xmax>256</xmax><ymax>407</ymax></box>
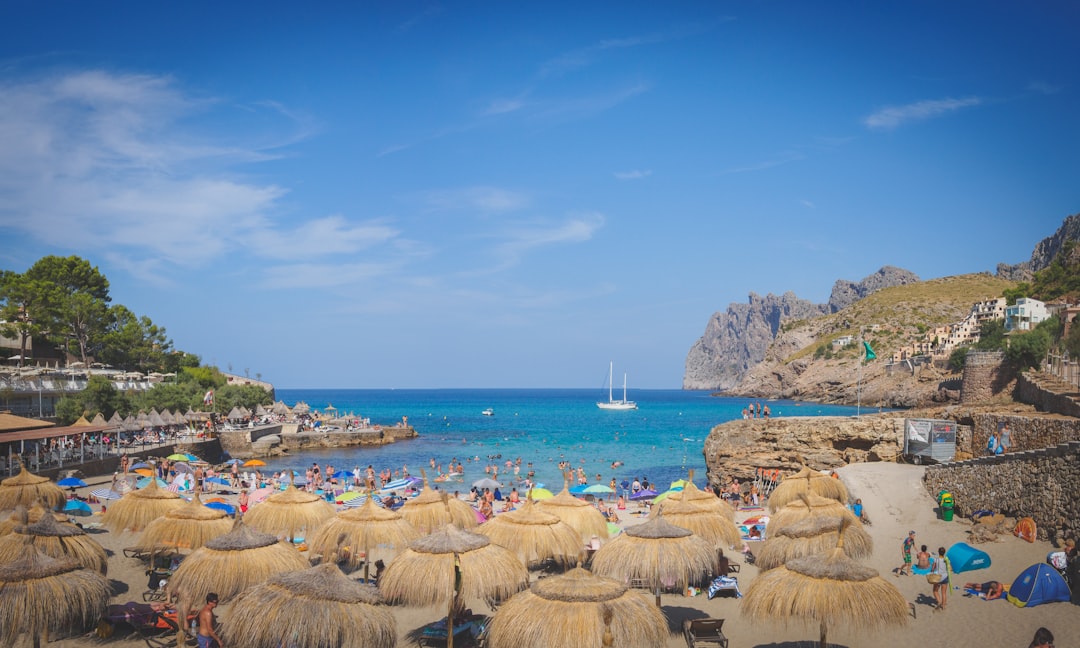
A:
<box><xmin>741</xmin><ymin>401</ymin><xmax>771</xmax><ymax>420</ymax></box>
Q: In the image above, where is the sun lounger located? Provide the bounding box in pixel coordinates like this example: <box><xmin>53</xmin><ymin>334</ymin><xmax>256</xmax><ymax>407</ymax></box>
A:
<box><xmin>683</xmin><ymin>618</ymin><xmax>728</xmax><ymax>648</ymax></box>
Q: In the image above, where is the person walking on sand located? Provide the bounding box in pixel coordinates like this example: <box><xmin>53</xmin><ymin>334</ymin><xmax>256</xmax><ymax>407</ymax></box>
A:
<box><xmin>196</xmin><ymin>593</ymin><xmax>223</xmax><ymax>648</ymax></box>
<box><xmin>930</xmin><ymin>546</ymin><xmax>951</xmax><ymax>611</ymax></box>
<box><xmin>897</xmin><ymin>531</ymin><xmax>916</xmax><ymax>576</ymax></box>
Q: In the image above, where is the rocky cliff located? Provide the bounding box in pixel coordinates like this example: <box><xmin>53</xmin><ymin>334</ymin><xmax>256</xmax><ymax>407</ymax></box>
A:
<box><xmin>683</xmin><ymin>267</ymin><xmax>918</xmax><ymax>391</ymax></box>
<box><xmin>996</xmin><ymin>211</ymin><xmax>1080</xmax><ymax>281</ymax></box>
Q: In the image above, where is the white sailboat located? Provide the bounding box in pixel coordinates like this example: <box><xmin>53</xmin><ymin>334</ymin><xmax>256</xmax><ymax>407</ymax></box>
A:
<box><xmin>597</xmin><ymin>361</ymin><xmax>637</xmax><ymax>410</ymax></box>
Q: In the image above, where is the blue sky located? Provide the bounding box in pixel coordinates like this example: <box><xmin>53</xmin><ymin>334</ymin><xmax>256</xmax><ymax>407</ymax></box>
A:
<box><xmin>1</xmin><ymin>2</ymin><xmax>1078</xmax><ymax>389</ymax></box>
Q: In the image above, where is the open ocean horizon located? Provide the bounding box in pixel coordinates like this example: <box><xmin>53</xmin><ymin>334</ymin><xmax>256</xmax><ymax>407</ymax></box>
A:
<box><xmin>264</xmin><ymin>389</ymin><xmax>863</xmax><ymax>494</ymax></box>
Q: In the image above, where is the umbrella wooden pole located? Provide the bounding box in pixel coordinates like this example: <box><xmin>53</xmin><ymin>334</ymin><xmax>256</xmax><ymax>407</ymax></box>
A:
<box><xmin>820</xmin><ymin>620</ymin><xmax>827</xmax><ymax>648</ymax></box>
<box><xmin>655</xmin><ymin>585</ymin><xmax>661</xmax><ymax>608</ymax></box>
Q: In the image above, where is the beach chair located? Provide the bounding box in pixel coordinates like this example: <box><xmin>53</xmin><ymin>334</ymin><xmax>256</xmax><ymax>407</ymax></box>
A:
<box><xmin>683</xmin><ymin>618</ymin><xmax>728</xmax><ymax>648</ymax></box>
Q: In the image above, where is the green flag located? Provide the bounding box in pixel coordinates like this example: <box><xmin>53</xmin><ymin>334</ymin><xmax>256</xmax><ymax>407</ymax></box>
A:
<box><xmin>863</xmin><ymin>341</ymin><xmax>876</xmax><ymax>360</ymax></box>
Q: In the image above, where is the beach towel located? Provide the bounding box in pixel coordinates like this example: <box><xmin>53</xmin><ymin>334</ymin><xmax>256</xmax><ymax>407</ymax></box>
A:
<box><xmin>913</xmin><ymin>565</ymin><xmax>932</xmax><ymax>575</ymax></box>
<box><xmin>707</xmin><ymin>576</ymin><xmax>742</xmax><ymax>599</ymax></box>
<box><xmin>1014</xmin><ymin>517</ymin><xmax>1036</xmax><ymax>543</ymax></box>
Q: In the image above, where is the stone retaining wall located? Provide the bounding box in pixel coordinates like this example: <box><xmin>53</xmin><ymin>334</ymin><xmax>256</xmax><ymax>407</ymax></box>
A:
<box><xmin>1017</xmin><ymin>372</ymin><xmax>1080</xmax><ymax>418</ymax></box>
<box><xmin>924</xmin><ymin>441</ymin><xmax>1080</xmax><ymax>543</ymax></box>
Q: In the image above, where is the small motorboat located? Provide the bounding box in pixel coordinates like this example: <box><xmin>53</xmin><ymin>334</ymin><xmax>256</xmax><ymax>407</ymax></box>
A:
<box><xmin>481</xmin><ymin>408</ymin><xmax>494</xmax><ymax>416</ymax></box>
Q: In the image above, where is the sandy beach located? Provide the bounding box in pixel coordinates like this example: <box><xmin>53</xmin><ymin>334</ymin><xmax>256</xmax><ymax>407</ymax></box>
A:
<box><xmin>33</xmin><ymin>462</ymin><xmax>1079</xmax><ymax>648</ymax></box>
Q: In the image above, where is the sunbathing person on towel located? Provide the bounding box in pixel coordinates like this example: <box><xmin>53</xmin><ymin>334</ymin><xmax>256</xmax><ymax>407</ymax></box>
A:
<box><xmin>963</xmin><ymin>580</ymin><xmax>1005</xmax><ymax>600</ymax></box>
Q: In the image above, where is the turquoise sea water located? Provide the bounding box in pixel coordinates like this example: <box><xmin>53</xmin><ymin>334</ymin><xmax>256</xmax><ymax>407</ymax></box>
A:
<box><xmin>266</xmin><ymin>389</ymin><xmax>860</xmax><ymax>494</ymax></box>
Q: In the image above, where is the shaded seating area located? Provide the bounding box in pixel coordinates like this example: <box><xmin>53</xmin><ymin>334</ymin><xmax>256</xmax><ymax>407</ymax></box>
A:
<box><xmin>683</xmin><ymin>617</ymin><xmax>728</xmax><ymax>648</ymax></box>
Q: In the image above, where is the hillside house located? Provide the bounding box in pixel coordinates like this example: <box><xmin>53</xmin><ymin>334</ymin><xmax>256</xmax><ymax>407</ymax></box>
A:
<box><xmin>1004</xmin><ymin>297</ymin><xmax>1049</xmax><ymax>332</ymax></box>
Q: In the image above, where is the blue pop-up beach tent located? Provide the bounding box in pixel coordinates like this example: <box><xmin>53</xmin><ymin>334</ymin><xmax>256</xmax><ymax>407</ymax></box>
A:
<box><xmin>946</xmin><ymin>542</ymin><xmax>991</xmax><ymax>573</ymax></box>
<box><xmin>1007</xmin><ymin>563</ymin><xmax>1071</xmax><ymax>607</ymax></box>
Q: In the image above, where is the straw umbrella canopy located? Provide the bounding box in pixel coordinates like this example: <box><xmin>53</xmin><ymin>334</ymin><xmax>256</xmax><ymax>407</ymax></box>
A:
<box><xmin>168</xmin><ymin>522</ymin><xmax>310</xmax><ymax>608</ymax></box>
<box><xmin>535</xmin><ymin>479</ymin><xmax>608</xmax><ymax>543</ymax></box>
<box><xmin>398</xmin><ymin>474</ymin><xmax>479</xmax><ymax>534</ymax></box>
<box><xmin>133</xmin><ymin>492</ymin><xmax>233</xmax><ymax>555</ymax></box>
<box><xmin>0</xmin><ymin>509</ymin><xmax>107</xmax><ymax>575</ymax></box>
<box><xmin>767</xmin><ymin>493</ymin><xmax>861</xmax><ymax>537</ymax></box>
<box><xmin>107</xmin><ymin>411</ymin><xmax>123</xmax><ymax>428</ymax></box>
<box><xmin>767</xmin><ymin>466</ymin><xmax>849</xmax><ymax>512</ymax></box>
<box><xmin>243</xmin><ymin>482</ymin><xmax>335</xmax><ymax>542</ymax></box>
<box><xmin>486</xmin><ymin>567</ymin><xmax>668</xmax><ymax>648</ymax></box>
<box><xmin>590</xmin><ymin>513</ymin><xmax>716</xmax><ymax>607</ymax></box>
<box><xmin>0</xmin><ymin>505</ymin><xmax>71</xmax><ymax>537</ymax></box>
<box><xmin>90</xmin><ymin>412</ymin><xmax>107</xmax><ymax>426</ymax></box>
<box><xmin>307</xmin><ymin>494</ymin><xmax>420</xmax><ymax>579</ymax></box>
<box><xmin>476</xmin><ymin>499</ymin><xmax>583</xmax><ymax>569</ymax></box>
<box><xmin>100</xmin><ymin>478</ymin><xmax>185</xmax><ymax>533</ymax></box>
<box><xmin>381</xmin><ymin>524</ymin><xmax>529</xmax><ymax>648</ymax></box>
<box><xmin>756</xmin><ymin>514</ymin><xmax>874</xmax><ymax>571</ymax></box>
<box><xmin>0</xmin><ymin>547</ymin><xmax>110</xmax><ymax>648</ymax></box>
<box><xmin>650</xmin><ymin>474</ymin><xmax>740</xmax><ymax>550</ymax></box>
<box><xmin>222</xmin><ymin>562</ymin><xmax>395</xmax><ymax>648</ymax></box>
<box><xmin>0</xmin><ymin>463</ymin><xmax>65</xmax><ymax>511</ymax></box>
<box><xmin>741</xmin><ymin>531</ymin><xmax>908</xmax><ymax>648</ymax></box>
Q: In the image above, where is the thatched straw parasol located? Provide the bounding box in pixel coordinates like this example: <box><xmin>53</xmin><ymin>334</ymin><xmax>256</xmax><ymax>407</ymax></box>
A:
<box><xmin>755</xmin><ymin>514</ymin><xmax>873</xmax><ymax>571</ymax></box>
<box><xmin>307</xmin><ymin>494</ymin><xmax>419</xmax><ymax>579</ymax></box>
<box><xmin>100</xmin><ymin>478</ymin><xmax>185</xmax><ymax>533</ymax></box>
<box><xmin>741</xmin><ymin>527</ymin><xmax>908</xmax><ymax>648</ymax></box>
<box><xmin>767</xmin><ymin>466</ymin><xmax>849</xmax><ymax>512</ymax></box>
<box><xmin>381</xmin><ymin>524</ymin><xmax>529</xmax><ymax>648</ymax></box>
<box><xmin>591</xmin><ymin>513</ymin><xmax>716</xmax><ymax>607</ymax></box>
<box><xmin>0</xmin><ymin>505</ymin><xmax>71</xmax><ymax>537</ymax></box>
<box><xmin>535</xmin><ymin>479</ymin><xmax>608</xmax><ymax>543</ymax></box>
<box><xmin>767</xmin><ymin>493</ymin><xmax>860</xmax><ymax>537</ymax></box>
<box><xmin>476</xmin><ymin>499</ymin><xmax>583</xmax><ymax>569</ymax></box>
<box><xmin>168</xmin><ymin>521</ymin><xmax>310</xmax><ymax>608</ymax></box>
<box><xmin>133</xmin><ymin>492</ymin><xmax>233</xmax><ymax>555</ymax></box>
<box><xmin>222</xmin><ymin>562</ymin><xmax>395</xmax><ymax>648</ymax></box>
<box><xmin>398</xmin><ymin>474</ymin><xmax>479</xmax><ymax>534</ymax></box>
<box><xmin>0</xmin><ymin>547</ymin><xmax>110</xmax><ymax>648</ymax></box>
<box><xmin>244</xmin><ymin>482</ymin><xmax>335</xmax><ymax>542</ymax></box>
<box><xmin>650</xmin><ymin>472</ymin><xmax>740</xmax><ymax>549</ymax></box>
<box><xmin>486</xmin><ymin>567</ymin><xmax>668</xmax><ymax>648</ymax></box>
<box><xmin>0</xmin><ymin>463</ymin><xmax>65</xmax><ymax>511</ymax></box>
<box><xmin>0</xmin><ymin>509</ymin><xmax>108</xmax><ymax>574</ymax></box>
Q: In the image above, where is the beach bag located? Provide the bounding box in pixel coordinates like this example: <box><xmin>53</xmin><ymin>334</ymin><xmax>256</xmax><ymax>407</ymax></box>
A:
<box><xmin>927</xmin><ymin>573</ymin><xmax>943</xmax><ymax>584</ymax></box>
<box><xmin>986</xmin><ymin>435</ymin><xmax>998</xmax><ymax>453</ymax></box>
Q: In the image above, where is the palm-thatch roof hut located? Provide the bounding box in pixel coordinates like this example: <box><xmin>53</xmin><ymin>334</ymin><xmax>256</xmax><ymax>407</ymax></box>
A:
<box><xmin>133</xmin><ymin>492</ymin><xmax>233</xmax><ymax>555</ymax></box>
<box><xmin>0</xmin><ymin>509</ymin><xmax>108</xmax><ymax>574</ymax></box>
<box><xmin>476</xmin><ymin>499</ymin><xmax>583</xmax><ymax>569</ymax></box>
<box><xmin>90</xmin><ymin>412</ymin><xmax>107</xmax><ymax>426</ymax></box>
<box><xmin>398</xmin><ymin>476</ymin><xmax>479</xmax><ymax>534</ymax></box>
<box><xmin>148</xmin><ymin>410</ymin><xmax>166</xmax><ymax>427</ymax></box>
<box><xmin>741</xmin><ymin>531</ymin><xmax>908</xmax><ymax>648</ymax></box>
<box><xmin>652</xmin><ymin>471</ymin><xmax>735</xmax><ymax>520</ymax></box>
<box><xmin>486</xmin><ymin>567</ymin><xmax>667</xmax><ymax>648</ymax></box>
<box><xmin>222</xmin><ymin>562</ymin><xmax>395</xmax><ymax>648</ymax></box>
<box><xmin>243</xmin><ymin>483</ymin><xmax>335</xmax><ymax>542</ymax></box>
<box><xmin>381</xmin><ymin>524</ymin><xmax>529</xmax><ymax>647</ymax></box>
<box><xmin>307</xmin><ymin>494</ymin><xmax>419</xmax><ymax>578</ymax></box>
<box><xmin>767</xmin><ymin>466</ymin><xmax>849</xmax><ymax>512</ymax></box>
<box><xmin>535</xmin><ymin>480</ymin><xmax>609</xmax><ymax>543</ymax></box>
<box><xmin>0</xmin><ymin>463</ymin><xmax>65</xmax><ymax>511</ymax></box>
<box><xmin>168</xmin><ymin>522</ymin><xmax>310</xmax><ymax>608</ymax></box>
<box><xmin>107</xmin><ymin>411</ymin><xmax>123</xmax><ymax>428</ymax></box>
<box><xmin>755</xmin><ymin>514</ymin><xmax>874</xmax><ymax>571</ymax></box>
<box><xmin>766</xmin><ymin>493</ymin><xmax>861</xmax><ymax>537</ymax></box>
<box><xmin>591</xmin><ymin>513</ymin><xmax>716</xmax><ymax>607</ymax></box>
<box><xmin>0</xmin><ymin>505</ymin><xmax>71</xmax><ymax>537</ymax></box>
<box><xmin>0</xmin><ymin>547</ymin><xmax>110</xmax><ymax>648</ymax></box>
<box><xmin>100</xmin><ymin>478</ymin><xmax>185</xmax><ymax>533</ymax></box>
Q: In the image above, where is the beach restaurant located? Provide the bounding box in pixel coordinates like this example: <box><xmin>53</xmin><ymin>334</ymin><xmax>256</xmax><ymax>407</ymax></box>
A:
<box><xmin>0</xmin><ymin>411</ymin><xmax>114</xmax><ymax>477</ymax></box>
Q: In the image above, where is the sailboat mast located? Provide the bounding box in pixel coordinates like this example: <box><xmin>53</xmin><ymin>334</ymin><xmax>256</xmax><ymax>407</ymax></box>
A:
<box><xmin>609</xmin><ymin>361</ymin><xmax>615</xmax><ymax>403</ymax></box>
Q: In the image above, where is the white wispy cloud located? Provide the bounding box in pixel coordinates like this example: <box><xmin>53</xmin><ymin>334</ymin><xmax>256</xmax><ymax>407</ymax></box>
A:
<box><xmin>421</xmin><ymin>186</ymin><xmax>531</xmax><ymax>214</ymax></box>
<box><xmin>539</xmin><ymin>23</ymin><xmax>721</xmax><ymax>77</ymax></box>
<box><xmin>718</xmin><ymin>150</ymin><xmax>805</xmax><ymax>175</ymax></box>
<box><xmin>1028</xmin><ymin>81</ymin><xmax>1062</xmax><ymax>95</ymax></box>
<box><xmin>492</xmin><ymin>212</ymin><xmax>604</xmax><ymax>269</ymax></box>
<box><xmin>614</xmin><ymin>169</ymin><xmax>652</xmax><ymax>181</ymax></box>
<box><xmin>483</xmin><ymin>97</ymin><xmax>527</xmax><ymax>116</ymax></box>
<box><xmin>863</xmin><ymin>96</ymin><xmax>982</xmax><ymax>130</ymax></box>
<box><xmin>800</xmin><ymin>199</ymin><xmax>815</xmax><ymax>209</ymax></box>
<box><xmin>0</xmin><ymin>69</ymin><xmax>401</xmax><ymax>286</ymax></box>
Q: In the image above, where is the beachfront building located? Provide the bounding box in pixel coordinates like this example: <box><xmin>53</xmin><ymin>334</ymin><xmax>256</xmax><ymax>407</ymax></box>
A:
<box><xmin>1004</xmin><ymin>297</ymin><xmax>1049</xmax><ymax>332</ymax></box>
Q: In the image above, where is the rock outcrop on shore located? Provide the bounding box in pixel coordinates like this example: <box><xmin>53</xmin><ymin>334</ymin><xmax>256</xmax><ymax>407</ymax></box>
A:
<box><xmin>702</xmin><ymin>414</ymin><xmax>905</xmax><ymax>488</ymax></box>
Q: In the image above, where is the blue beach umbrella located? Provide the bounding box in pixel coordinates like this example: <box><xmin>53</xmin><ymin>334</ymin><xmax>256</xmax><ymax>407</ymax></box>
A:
<box><xmin>57</xmin><ymin>477</ymin><xmax>87</xmax><ymax>488</ymax></box>
<box><xmin>342</xmin><ymin>493</ymin><xmax>383</xmax><ymax>508</ymax></box>
<box><xmin>63</xmin><ymin>500</ymin><xmax>93</xmax><ymax>516</ymax></box>
<box><xmin>583</xmin><ymin>484</ymin><xmax>614</xmax><ymax>495</ymax></box>
<box><xmin>130</xmin><ymin>462</ymin><xmax>152</xmax><ymax>470</ymax></box>
<box><xmin>568</xmin><ymin>484</ymin><xmax>590</xmax><ymax>495</ymax></box>
<box><xmin>629</xmin><ymin>488</ymin><xmax>658</xmax><ymax>501</ymax></box>
<box><xmin>205</xmin><ymin>501</ymin><xmax>235</xmax><ymax>515</ymax></box>
<box><xmin>136</xmin><ymin>477</ymin><xmax>169</xmax><ymax>489</ymax></box>
<box><xmin>222</xmin><ymin>458</ymin><xmax>243</xmax><ymax>466</ymax></box>
<box><xmin>205</xmin><ymin>476</ymin><xmax>231</xmax><ymax>486</ymax></box>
